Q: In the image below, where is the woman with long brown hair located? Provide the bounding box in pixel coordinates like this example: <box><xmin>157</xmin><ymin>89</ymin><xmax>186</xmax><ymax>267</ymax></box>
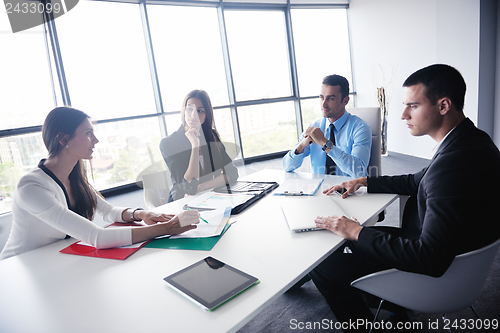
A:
<box><xmin>160</xmin><ymin>90</ymin><xmax>238</xmax><ymax>202</ymax></box>
<box><xmin>0</xmin><ymin>107</ymin><xmax>199</xmax><ymax>260</ymax></box>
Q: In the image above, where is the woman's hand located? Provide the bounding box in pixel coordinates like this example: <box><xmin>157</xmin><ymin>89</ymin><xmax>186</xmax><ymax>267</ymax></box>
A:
<box><xmin>137</xmin><ymin>210</ymin><xmax>200</xmax><ymax>228</ymax></box>
<box><xmin>315</xmin><ymin>215</ymin><xmax>362</xmax><ymax>241</ymax></box>
<box><xmin>130</xmin><ymin>210</ymin><xmax>199</xmax><ymax>243</ymax></box>
<box><xmin>185</xmin><ymin>127</ymin><xmax>200</xmax><ymax>148</ymax></box>
<box><xmin>140</xmin><ymin>212</ymin><xmax>175</xmax><ymax>226</ymax></box>
<box><xmin>323</xmin><ymin>177</ymin><xmax>367</xmax><ymax>199</ymax></box>
<box><xmin>172</xmin><ymin>209</ymin><xmax>200</xmax><ymax>226</ymax></box>
<box><xmin>161</xmin><ymin>210</ymin><xmax>200</xmax><ymax>235</ymax></box>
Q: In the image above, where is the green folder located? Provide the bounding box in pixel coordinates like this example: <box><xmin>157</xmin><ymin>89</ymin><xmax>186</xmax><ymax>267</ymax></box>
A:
<box><xmin>144</xmin><ymin>223</ymin><xmax>231</xmax><ymax>251</ymax></box>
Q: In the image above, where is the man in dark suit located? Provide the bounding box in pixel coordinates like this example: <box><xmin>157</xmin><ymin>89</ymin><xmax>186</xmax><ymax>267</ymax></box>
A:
<box><xmin>310</xmin><ymin>64</ymin><xmax>500</xmax><ymax>332</ymax></box>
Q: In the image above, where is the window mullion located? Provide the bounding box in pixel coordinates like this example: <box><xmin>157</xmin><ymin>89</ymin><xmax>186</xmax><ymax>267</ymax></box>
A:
<box><xmin>44</xmin><ymin>10</ymin><xmax>71</xmax><ymax>106</ymax></box>
<box><xmin>139</xmin><ymin>0</ymin><xmax>167</xmax><ymax>137</ymax></box>
<box><xmin>217</xmin><ymin>4</ymin><xmax>243</xmax><ymax>161</ymax></box>
<box><xmin>284</xmin><ymin>3</ymin><xmax>303</xmax><ymax>139</ymax></box>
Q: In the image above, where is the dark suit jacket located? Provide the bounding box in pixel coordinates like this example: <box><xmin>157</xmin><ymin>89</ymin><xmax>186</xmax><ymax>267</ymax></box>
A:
<box><xmin>160</xmin><ymin>125</ymin><xmax>238</xmax><ymax>201</ymax></box>
<box><xmin>358</xmin><ymin>118</ymin><xmax>500</xmax><ymax>277</ymax></box>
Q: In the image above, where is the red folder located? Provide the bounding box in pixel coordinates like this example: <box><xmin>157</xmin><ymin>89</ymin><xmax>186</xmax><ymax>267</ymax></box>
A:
<box><xmin>59</xmin><ymin>222</ymin><xmax>147</xmax><ymax>260</ymax></box>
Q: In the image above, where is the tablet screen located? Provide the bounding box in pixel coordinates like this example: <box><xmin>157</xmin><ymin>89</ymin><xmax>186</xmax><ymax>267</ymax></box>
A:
<box><xmin>164</xmin><ymin>257</ymin><xmax>259</xmax><ymax>311</ymax></box>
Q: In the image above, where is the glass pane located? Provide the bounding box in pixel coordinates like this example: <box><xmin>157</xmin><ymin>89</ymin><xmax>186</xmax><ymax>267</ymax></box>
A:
<box><xmin>224</xmin><ymin>10</ymin><xmax>291</xmax><ymax>101</ymax></box>
<box><xmin>0</xmin><ymin>132</ymin><xmax>47</xmax><ymax>214</ymax></box>
<box><xmin>90</xmin><ymin>118</ymin><xmax>163</xmax><ymax>190</ymax></box>
<box><xmin>214</xmin><ymin>107</ymin><xmax>239</xmax><ymax>159</ymax></box>
<box><xmin>148</xmin><ymin>5</ymin><xmax>229</xmax><ymax>111</ymax></box>
<box><xmin>55</xmin><ymin>1</ymin><xmax>156</xmax><ymax>120</ymax></box>
<box><xmin>213</xmin><ymin>108</ymin><xmax>235</xmax><ymax>147</ymax></box>
<box><xmin>238</xmin><ymin>101</ymin><xmax>297</xmax><ymax>158</ymax></box>
<box><xmin>300</xmin><ymin>98</ymin><xmax>321</xmax><ymax>129</ymax></box>
<box><xmin>292</xmin><ymin>8</ymin><xmax>352</xmax><ymax>97</ymax></box>
<box><xmin>0</xmin><ymin>20</ymin><xmax>53</xmax><ymax>130</ymax></box>
<box><xmin>164</xmin><ymin>113</ymin><xmax>182</xmax><ymax>136</ymax></box>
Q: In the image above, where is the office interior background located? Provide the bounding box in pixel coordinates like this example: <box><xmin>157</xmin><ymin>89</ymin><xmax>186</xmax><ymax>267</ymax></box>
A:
<box><xmin>1</xmin><ymin>0</ymin><xmax>500</xmax><ymax>220</ymax></box>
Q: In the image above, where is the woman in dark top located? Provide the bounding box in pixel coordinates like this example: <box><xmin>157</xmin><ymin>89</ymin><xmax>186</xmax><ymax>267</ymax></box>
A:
<box><xmin>160</xmin><ymin>90</ymin><xmax>238</xmax><ymax>202</ymax></box>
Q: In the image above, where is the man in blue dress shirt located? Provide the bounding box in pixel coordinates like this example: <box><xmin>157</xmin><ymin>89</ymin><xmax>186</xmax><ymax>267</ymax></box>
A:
<box><xmin>283</xmin><ymin>75</ymin><xmax>372</xmax><ymax>178</ymax></box>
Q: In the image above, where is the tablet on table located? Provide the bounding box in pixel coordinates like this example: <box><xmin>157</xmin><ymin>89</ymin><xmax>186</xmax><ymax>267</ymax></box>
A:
<box><xmin>164</xmin><ymin>256</ymin><xmax>259</xmax><ymax>311</ymax></box>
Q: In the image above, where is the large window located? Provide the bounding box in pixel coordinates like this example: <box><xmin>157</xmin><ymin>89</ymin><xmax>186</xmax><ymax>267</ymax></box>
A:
<box><xmin>55</xmin><ymin>1</ymin><xmax>157</xmax><ymax>120</ymax></box>
<box><xmin>237</xmin><ymin>102</ymin><xmax>297</xmax><ymax>157</ymax></box>
<box><xmin>224</xmin><ymin>10</ymin><xmax>297</xmax><ymax>157</ymax></box>
<box><xmin>291</xmin><ymin>8</ymin><xmax>353</xmax><ymax>98</ymax></box>
<box><xmin>90</xmin><ymin>117</ymin><xmax>163</xmax><ymax>189</ymax></box>
<box><xmin>0</xmin><ymin>1</ymin><xmax>352</xmax><ymax>214</ymax></box>
<box><xmin>0</xmin><ymin>132</ymin><xmax>46</xmax><ymax>213</ymax></box>
<box><xmin>0</xmin><ymin>13</ymin><xmax>53</xmax><ymax>213</ymax></box>
<box><xmin>148</xmin><ymin>5</ymin><xmax>230</xmax><ymax>111</ymax></box>
<box><xmin>0</xmin><ymin>22</ymin><xmax>53</xmax><ymax>131</ymax></box>
<box><xmin>225</xmin><ymin>10</ymin><xmax>292</xmax><ymax>101</ymax></box>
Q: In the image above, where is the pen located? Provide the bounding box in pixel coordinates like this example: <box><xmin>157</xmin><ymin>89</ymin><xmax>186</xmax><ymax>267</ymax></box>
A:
<box><xmin>186</xmin><ymin>207</ymin><xmax>209</xmax><ymax>224</ymax></box>
<box><xmin>182</xmin><ymin>204</ymin><xmax>215</xmax><ymax>211</ymax></box>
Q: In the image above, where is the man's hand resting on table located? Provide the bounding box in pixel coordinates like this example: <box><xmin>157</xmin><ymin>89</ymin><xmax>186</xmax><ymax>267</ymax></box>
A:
<box><xmin>323</xmin><ymin>177</ymin><xmax>367</xmax><ymax>199</ymax></box>
<box><xmin>315</xmin><ymin>215</ymin><xmax>362</xmax><ymax>241</ymax></box>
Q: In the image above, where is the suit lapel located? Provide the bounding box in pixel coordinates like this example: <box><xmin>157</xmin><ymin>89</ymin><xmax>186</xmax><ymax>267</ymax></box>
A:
<box><xmin>416</xmin><ymin>118</ymin><xmax>473</xmax><ymax>186</ymax></box>
<box><xmin>400</xmin><ymin>118</ymin><xmax>474</xmax><ymax>238</ymax></box>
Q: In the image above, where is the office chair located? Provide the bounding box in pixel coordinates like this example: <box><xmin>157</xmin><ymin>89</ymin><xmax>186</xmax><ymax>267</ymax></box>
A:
<box><xmin>347</xmin><ymin>107</ymin><xmax>384</xmax><ymax>222</ymax></box>
<box><xmin>351</xmin><ymin>238</ymin><xmax>500</xmax><ymax>333</ymax></box>
<box><xmin>136</xmin><ymin>159</ymin><xmax>172</xmax><ymax>209</ymax></box>
<box><xmin>141</xmin><ymin>169</ymin><xmax>172</xmax><ymax>209</ymax></box>
<box><xmin>347</xmin><ymin>107</ymin><xmax>381</xmax><ymax>177</ymax></box>
<box><xmin>0</xmin><ymin>216</ymin><xmax>12</xmax><ymax>252</ymax></box>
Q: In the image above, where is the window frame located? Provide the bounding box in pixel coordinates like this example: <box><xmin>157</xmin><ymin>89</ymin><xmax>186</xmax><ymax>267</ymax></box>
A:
<box><xmin>0</xmin><ymin>0</ymin><xmax>353</xmax><ymax>213</ymax></box>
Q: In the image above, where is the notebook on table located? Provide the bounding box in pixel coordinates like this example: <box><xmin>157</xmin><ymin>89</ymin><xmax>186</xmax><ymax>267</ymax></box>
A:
<box><xmin>215</xmin><ymin>181</ymin><xmax>278</xmax><ymax>194</ymax></box>
<box><xmin>212</xmin><ymin>181</ymin><xmax>279</xmax><ymax>214</ymax></box>
<box><xmin>281</xmin><ymin>196</ymin><xmax>348</xmax><ymax>233</ymax></box>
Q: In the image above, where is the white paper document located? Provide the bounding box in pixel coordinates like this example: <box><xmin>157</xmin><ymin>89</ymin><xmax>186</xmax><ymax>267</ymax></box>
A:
<box><xmin>170</xmin><ymin>206</ymin><xmax>231</xmax><ymax>239</ymax></box>
<box><xmin>187</xmin><ymin>191</ymin><xmax>255</xmax><ymax>210</ymax></box>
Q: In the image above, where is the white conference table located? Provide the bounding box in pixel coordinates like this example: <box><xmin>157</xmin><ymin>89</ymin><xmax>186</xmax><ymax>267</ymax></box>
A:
<box><xmin>0</xmin><ymin>170</ymin><xmax>397</xmax><ymax>333</ymax></box>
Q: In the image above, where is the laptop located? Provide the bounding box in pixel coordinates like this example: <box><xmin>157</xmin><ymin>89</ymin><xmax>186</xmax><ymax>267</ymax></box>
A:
<box><xmin>281</xmin><ymin>196</ymin><xmax>348</xmax><ymax>233</ymax></box>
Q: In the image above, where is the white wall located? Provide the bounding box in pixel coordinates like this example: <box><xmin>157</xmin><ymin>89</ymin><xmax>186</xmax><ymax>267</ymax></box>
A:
<box><xmin>349</xmin><ymin>0</ymin><xmax>481</xmax><ymax>159</ymax></box>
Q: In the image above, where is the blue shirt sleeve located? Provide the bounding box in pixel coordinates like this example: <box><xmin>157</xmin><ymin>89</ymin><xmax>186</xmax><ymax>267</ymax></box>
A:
<box><xmin>282</xmin><ymin>135</ymin><xmax>311</xmax><ymax>172</ymax></box>
<box><xmin>283</xmin><ymin>120</ymin><xmax>321</xmax><ymax>172</ymax></box>
<box><xmin>283</xmin><ymin>115</ymin><xmax>371</xmax><ymax>177</ymax></box>
<box><xmin>328</xmin><ymin>117</ymin><xmax>372</xmax><ymax>178</ymax></box>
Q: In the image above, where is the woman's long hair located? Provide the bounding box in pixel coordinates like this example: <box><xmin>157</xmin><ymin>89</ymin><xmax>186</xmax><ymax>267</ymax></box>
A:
<box><xmin>42</xmin><ymin>107</ymin><xmax>98</xmax><ymax>220</ymax></box>
<box><xmin>180</xmin><ymin>90</ymin><xmax>225</xmax><ymax>171</ymax></box>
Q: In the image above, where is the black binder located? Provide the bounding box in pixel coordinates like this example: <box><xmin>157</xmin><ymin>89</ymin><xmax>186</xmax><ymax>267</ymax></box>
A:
<box><xmin>212</xmin><ymin>181</ymin><xmax>279</xmax><ymax>214</ymax></box>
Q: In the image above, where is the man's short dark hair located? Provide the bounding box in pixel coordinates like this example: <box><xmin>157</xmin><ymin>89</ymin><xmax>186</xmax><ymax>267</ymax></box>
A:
<box><xmin>403</xmin><ymin>64</ymin><xmax>466</xmax><ymax>111</ymax></box>
<box><xmin>322</xmin><ymin>74</ymin><xmax>349</xmax><ymax>100</ymax></box>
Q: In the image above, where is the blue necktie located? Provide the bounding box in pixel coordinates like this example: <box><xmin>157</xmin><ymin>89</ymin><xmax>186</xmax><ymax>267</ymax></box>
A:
<box><xmin>325</xmin><ymin>124</ymin><xmax>336</xmax><ymax>175</ymax></box>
